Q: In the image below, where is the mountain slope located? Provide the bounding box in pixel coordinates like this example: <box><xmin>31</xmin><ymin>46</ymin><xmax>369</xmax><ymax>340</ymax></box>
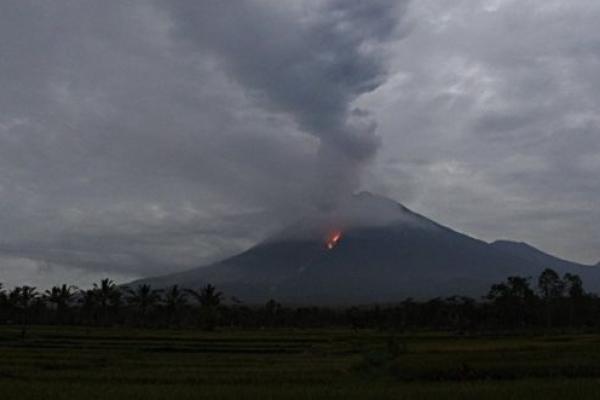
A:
<box><xmin>490</xmin><ymin>240</ymin><xmax>590</xmax><ymax>271</ymax></box>
<box><xmin>490</xmin><ymin>240</ymin><xmax>600</xmax><ymax>289</ymax></box>
<box><xmin>130</xmin><ymin>192</ymin><xmax>600</xmax><ymax>304</ymax></box>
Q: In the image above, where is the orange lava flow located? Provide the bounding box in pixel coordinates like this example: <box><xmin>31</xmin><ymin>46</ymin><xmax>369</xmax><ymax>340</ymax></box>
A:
<box><xmin>326</xmin><ymin>231</ymin><xmax>342</xmax><ymax>250</ymax></box>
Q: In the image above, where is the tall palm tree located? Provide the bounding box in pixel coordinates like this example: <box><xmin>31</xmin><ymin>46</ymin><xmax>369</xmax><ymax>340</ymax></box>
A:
<box><xmin>10</xmin><ymin>286</ymin><xmax>39</xmax><ymax>310</ymax></box>
<box><xmin>186</xmin><ymin>284</ymin><xmax>223</xmax><ymax>308</ymax></box>
<box><xmin>124</xmin><ymin>284</ymin><xmax>162</xmax><ymax>325</ymax></box>
<box><xmin>163</xmin><ymin>285</ymin><xmax>187</xmax><ymax>327</ymax></box>
<box><xmin>78</xmin><ymin>288</ymin><xmax>98</xmax><ymax>324</ymax></box>
<box><xmin>9</xmin><ymin>286</ymin><xmax>39</xmax><ymax>338</ymax></box>
<box><xmin>92</xmin><ymin>278</ymin><xmax>121</xmax><ymax>325</ymax></box>
<box><xmin>93</xmin><ymin>279</ymin><xmax>117</xmax><ymax>309</ymax></box>
<box><xmin>186</xmin><ymin>284</ymin><xmax>223</xmax><ymax>330</ymax></box>
<box><xmin>45</xmin><ymin>284</ymin><xmax>77</xmax><ymax>324</ymax></box>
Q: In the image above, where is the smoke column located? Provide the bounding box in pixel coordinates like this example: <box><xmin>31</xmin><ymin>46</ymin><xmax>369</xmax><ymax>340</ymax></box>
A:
<box><xmin>164</xmin><ymin>0</ymin><xmax>410</xmax><ymax>208</ymax></box>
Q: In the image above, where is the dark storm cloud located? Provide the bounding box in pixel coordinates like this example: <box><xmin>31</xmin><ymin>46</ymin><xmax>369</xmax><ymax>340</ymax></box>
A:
<box><xmin>0</xmin><ymin>0</ymin><xmax>599</xmax><ymax>288</ymax></box>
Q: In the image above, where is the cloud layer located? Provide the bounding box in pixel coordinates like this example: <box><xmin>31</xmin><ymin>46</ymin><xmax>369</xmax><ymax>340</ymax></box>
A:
<box><xmin>0</xmin><ymin>0</ymin><xmax>599</xmax><ymax>288</ymax></box>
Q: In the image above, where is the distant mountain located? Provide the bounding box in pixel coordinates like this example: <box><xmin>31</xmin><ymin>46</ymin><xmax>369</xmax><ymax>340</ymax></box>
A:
<box><xmin>490</xmin><ymin>240</ymin><xmax>589</xmax><ymax>272</ymax></box>
<box><xmin>129</xmin><ymin>192</ymin><xmax>600</xmax><ymax>304</ymax></box>
<box><xmin>489</xmin><ymin>240</ymin><xmax>600</xmax><ymax>288</ymax></box>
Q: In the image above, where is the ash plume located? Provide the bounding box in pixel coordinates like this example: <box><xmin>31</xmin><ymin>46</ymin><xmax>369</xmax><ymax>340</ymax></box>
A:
<box><xmin>164</xmin><ymin>0</ymin><xmax>410</xmax><ymax>208</ymax></box>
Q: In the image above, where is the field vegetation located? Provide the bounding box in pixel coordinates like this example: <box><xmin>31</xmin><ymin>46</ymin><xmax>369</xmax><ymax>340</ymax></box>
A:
<box><xmin>2</xmin><ymin>326</ymin><xmax>600</xmax><ymax>399</ymax></box>
<box><xmin>2</xmin><ymin>268</ymin><xmax>600</xmax><ymax>398</ymax></box>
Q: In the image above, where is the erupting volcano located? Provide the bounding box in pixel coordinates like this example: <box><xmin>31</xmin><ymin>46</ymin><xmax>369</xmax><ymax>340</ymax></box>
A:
<box><xmin>129</xmin><ymin>192</ymin><xmax>600</xmax><ymax>304</ymax></box>
<box><xmin>326</xmin><ymin>231</ymin><xmax>342</xmax><ymax>250</ymax></box>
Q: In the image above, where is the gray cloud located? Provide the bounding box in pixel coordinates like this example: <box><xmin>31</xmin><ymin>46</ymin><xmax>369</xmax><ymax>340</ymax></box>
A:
<box><xmin>0</xmin><ymin>0</ymin><xmax>599</xmax><ymax>288</ymax></box>
<box><xmin>368</xmin><ymin>0</ymin><xmax>600</xmax><ymax>264</ymax></box>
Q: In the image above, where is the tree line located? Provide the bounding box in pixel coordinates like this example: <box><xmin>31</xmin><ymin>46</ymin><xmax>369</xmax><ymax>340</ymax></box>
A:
<box><xmin>1</xmin><ymin>268</ymin><xmax>599</xmax><ymax>332</ymax></box>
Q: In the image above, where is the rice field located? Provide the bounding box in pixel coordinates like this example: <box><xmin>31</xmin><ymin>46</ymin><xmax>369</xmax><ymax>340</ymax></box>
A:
<box><xmin>1</xmin><ymin>326</ymin><xmax>600</xmax><ymax>399</ymax></box>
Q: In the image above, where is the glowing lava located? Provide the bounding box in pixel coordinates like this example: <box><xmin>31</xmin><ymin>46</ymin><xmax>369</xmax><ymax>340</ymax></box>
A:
<box><xmin>326</xmin><ymin>231</ymin><xmax>342</xmax><ymax>250</ymax></box>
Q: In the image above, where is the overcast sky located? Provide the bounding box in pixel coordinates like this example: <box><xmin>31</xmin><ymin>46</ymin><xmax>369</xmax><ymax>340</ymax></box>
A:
<box><xmin>1</xmin><ymin>0</ymin><xmax>599</xmax><ymax>288</ymax></box>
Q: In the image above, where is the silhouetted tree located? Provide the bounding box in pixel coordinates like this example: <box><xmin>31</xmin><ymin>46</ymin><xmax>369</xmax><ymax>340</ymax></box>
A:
<box><xmin>125</xmin><ymin>284</ymin><xmax>162</xmax><ymax>326</ymax></box>
<box><xmin>564</xmin><ymin>273</ymin><xmax>584</xmax><ymax>299</ymax></box>
<box><xmin>263</xmin><ymin>299</ymin><xmax>282</xmax><ymax>327</ymax></box>
<box><xmin>93</xmin><ymin>279</ymin><xmax>121</xmax><ymax>325</ymax></box>
<box><xmin>538</xmin><ymin>268</ymin><xmax>565</xmax><ymax>327</ymax></box>
<box><xmin>187</xmin><ymin>284</ymin><xmax>223</xmax><ymax>330</ymax></box>
<box><xmin>163</xmin><ymin>285</ymin><xmax>187</xmax><ymax>327</ymax></box>
<box><xmin>45</xmin><ymin>284</ymin><xmax>77</xmax><ymax>324</ymax></box>
<box><xmin>486</xmin><ymin>276</ymin><xmax>536</xmax><ymax>328</ymax></box>
<box><xmin>5</xmin><ymin>270</ymin><xmax>600</xmax><ymax>332</ymax></box>
<box><xmin>9</xmin><ymin>286</ymin><xmax>39</xmax><ymax>338</ymax></box>
<box><xmin>187</xmin><ymin>284</ymin><xmax>223</xmax><ymax>307</ymax></box>
<box><xmin>445</xmin><ymin>296</ymin><xmax>477</xmax><ymax>332</ymax></box>
<box><xmin>538</xmin><ymin>268</ymin><xmax>565</xmax><ymax>300</ymax></box>
<box><xmin>563</xmin><ymin>273</ymin><xmax>586</xmax><ymax>327</ymax></box>
<box><xmin>78</xmin><ymin>288</ymin><xmax>98</xmax><ymax>324</ymax></box>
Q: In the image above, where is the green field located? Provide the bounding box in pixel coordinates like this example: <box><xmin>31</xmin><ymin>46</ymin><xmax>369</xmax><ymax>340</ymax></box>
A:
<box><xmin>2</xmin><ymin>326</ymin><xmax>600</xmax><ymax>399</ymax></box>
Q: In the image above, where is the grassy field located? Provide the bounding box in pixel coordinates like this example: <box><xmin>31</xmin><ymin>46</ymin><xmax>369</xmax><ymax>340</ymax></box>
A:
<box><xmin>2</xmin><ymin>326</ymin><xmax>600</xmax><ymax>399</ymax></box>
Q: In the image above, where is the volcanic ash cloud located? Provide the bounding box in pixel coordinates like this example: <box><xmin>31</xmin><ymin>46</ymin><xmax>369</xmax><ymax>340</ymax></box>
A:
<box><xmin>164</xmin><ymin>0</ymin><xmax>410</xmax><ymax>208</ymax></box>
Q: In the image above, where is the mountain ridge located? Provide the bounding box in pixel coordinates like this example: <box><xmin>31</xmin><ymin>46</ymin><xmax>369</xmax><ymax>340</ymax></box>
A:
<box><xmin>129</xmin><ymin>192</ymin><xmax>600</xmax><ymax>304</ymax></box>
<box><xmin>490</xmin><ymin>240</ymin><xmax>594</xmax><ymax>269</ymax></box>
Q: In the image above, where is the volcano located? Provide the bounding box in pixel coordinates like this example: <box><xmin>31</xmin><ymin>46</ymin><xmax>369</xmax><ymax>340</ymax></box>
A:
<box><xmin>130</xmin><ymin>192</ymin><xmax>600</xmax><ymax>304</ymax></box>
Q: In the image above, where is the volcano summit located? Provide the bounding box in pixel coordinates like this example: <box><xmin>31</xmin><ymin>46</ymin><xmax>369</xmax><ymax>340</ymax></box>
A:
<box><xmin>130</xmin><ymin>192</ymin><xmax>600</xmax><ymax>304</ymax></box>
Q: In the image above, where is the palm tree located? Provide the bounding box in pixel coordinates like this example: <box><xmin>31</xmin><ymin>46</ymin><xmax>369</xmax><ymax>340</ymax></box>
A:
<box><xmin>78</xmin><ymin>288</ymin><xmax>98</xmax><ymax>324</ymax></box>
<box><xmin>9</xmin><ymin>286</ymin><xmax>39</xmax><ymax>338</ymax></box>
<box><xmin>186</xmin><ymin>284</ymin><xmax>223</xmax><ymax>330</ymax></box>
<box><xmin>10</xmin><ymin>286</ymin><xmax>39</xmax><ymax>310</ymax></box>
<box><xmin>45</xmin><ymin>284</ymin><xmax>77</xmax><ymax>324</ymax></box>
<box><xmin>93</xmin><ymin>279</ymin><xmax>121</xmax><ymax>325</ymax></box>
<box><xmin>124</xmin><ymin>284</ymin><xmax>162</xmax><ymax>325</ymax></box>
<box><xmin>163</xmin><ymin>285</ymin><xmax>187</xmax><ymax>327</ymax></box>
<box><xmin>186</xmin><ymin>284</ymin><xmax>223</xmax><ymax>307</ymax></box>
<box><xmin>94</xmin><ymin>279</ymin><xmax>117</xmax><ymax>308</ymax></box>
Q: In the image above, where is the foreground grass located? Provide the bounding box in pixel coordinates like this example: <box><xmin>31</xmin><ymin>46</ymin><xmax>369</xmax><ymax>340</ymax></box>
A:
<box><xmin>1</xmin><ymin>326</ymin><xmax>600</xmax><ymax>399</ymax></box>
